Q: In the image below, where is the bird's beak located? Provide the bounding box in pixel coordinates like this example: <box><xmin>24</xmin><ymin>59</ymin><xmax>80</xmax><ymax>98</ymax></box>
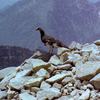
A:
<box><xmin>36</xmin><ymin>28</ymin><xmax>38</xmax><ymax>31</ymax></box>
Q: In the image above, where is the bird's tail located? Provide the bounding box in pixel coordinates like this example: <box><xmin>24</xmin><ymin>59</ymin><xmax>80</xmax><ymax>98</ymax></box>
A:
<box><xmin>63</xmin><ymin>45</ymin><xmax>70</xmax><ymax>49</ymax></box>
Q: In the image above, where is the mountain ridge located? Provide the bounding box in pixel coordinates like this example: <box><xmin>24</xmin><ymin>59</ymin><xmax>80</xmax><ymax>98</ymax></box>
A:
<box><xmin>0</xmin><ymin>0</ymin><xmax>100</xmax><ymax>50</ymax></box>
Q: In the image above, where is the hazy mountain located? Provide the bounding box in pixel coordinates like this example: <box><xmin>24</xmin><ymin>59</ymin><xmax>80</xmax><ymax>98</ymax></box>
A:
<box><xmin>0</xmin><ymin>46</ymin><xmax>33</xmax><ymax>69</ymax></box>
<box><xmin>0</xmin><ymin>0</ymin><xmax>100</xmax><ymax>50</ymax></box>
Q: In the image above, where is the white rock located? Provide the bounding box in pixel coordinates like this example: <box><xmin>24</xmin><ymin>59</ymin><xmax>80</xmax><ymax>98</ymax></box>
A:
<box><xmin>79</xmin><ymin>89</ymin><xmax>90</xmax><ymax>100</ymax></box>
<box><xmin>62</xmin><ymin>77</ymin><xmax>75</xmax><ymax>85</ymax></box>
<box><xmin>9</xmin><ymin>77</ymin><xmax>31</xmax><ymax>90</ymax></box>
<box><xmin>57</xmin><ymin>64</ymin><xmax>72</xmax><ymax>70</ymax></box>
<box><xmin>24</xmin><ymin>77</ymin><xmax>43</xmax><ymax>88</ymax></box>
<box><xmin>0</xmin><ymin>68</ymin><xmax>17</xmax><ymax>89</ymax></box>
<box><xmin>30</xmin><ymin>87</ymin><xmax>40</xmax><ymax>92</ymax></box>
<box><xmin>53</xmin><ymin>83</ymin><xmax>62</xmax><ymax>89</ymax></box>
<box><xmin>7</xmin><ymin>90</ymin><xmax>15</xmax><ymax>100</ymax></box>
<box><xmin>55</xmin><ymin>96</ymin><xmax>69</xmax><ymax>100</ymax></box>
<box><xmin>0</xmin><ymin>67</ymin><xmax>16</xmax><ymax>80</ymax></box>
<box><xmin>0</xmin><ymin>91</ymin><xmax>7</xmax><ymax>99</ymax></box>
<box><xmin>37</xmin><ymin>88</ymin><xmax>61</xmax><ymax>100</ymax></box>
<box><xmin>70</xmin><ymin>89</ymin><xmax>78</xmax><ymax>96</ymax></box>
<box><xmin>68</xmin><ymin>54</ymin><xmax>82</xmax><ymax>65</ymax></box>
<box><xmin>40</xmin><ymin>81</ymin><xmax>51</xmax><ymax>90</ymax></box>
<box><xmin>90</xmin><ymin>73</ymin><xmax>100</xmax><ymax>89</ymax></box>
<box><xmin>60</xmin><ymin>52</ymin><xmax>69</xmax><ymax>62</ymax></box>
<box><xmin>76</xmin><ymin>61</ymin><xmax>100</xmax><ymax>80</ymax></box>
<box><xmin>19</xmin><ymin>92</ymin><xmax>37</xmax><ymax>100</ymax></box>
<box><xmin>57</xmin><ymin>47</ymin><xmax>70</xmax><ymax>55</ymax></box>
<box><xmin>26</xmin><ymin>58</ymin><xmax>51</xmax><ymax>72</ymax></box>
<box><xmin>46</xmin><ymin>73</ymin><xmax>69</xmax><ymax>83</ymax></box>
<box><xmin>69</xmin><ymin>41</ymin><xmax>77</xmax><ymax>50</ymax></box>
<box><xmin>49</xmin><ymin>55</ymin><xmax>61</xmax><ymax>65</ymax></box>
<box><xmin>35</xmin><ymin>68</ymin><xmax>50</xmax><ymax>79</ymax></box>
<box><xmin>82</xmin><ymin>44</ymin><xmax>98</xmax><ymax>52</ymax></box>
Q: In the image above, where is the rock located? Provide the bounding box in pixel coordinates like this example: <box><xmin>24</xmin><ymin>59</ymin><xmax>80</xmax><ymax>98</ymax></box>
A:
<box><xmin>24</xmin><ymin>77</ymin><xmax>43</xmax><ymax>88</ymax></box>
<box><xmin>15</xmin><ymin>70</ymin><xmax>32</xmax><ymax>77</ymax></box>
<box><xmin>0</xmin><ymin>91</ymin><xmax>7</xmax><ymax>99</ymax></box>
<box><xmin>40</xmin><ymin>81</ymin><xmax>51</xmax><ymax>90</ymax></box>
<box><xmin>90</xmin><ymin>73</ymin><xmax>100</xmax><ymax>89</ymax></box>
<box><xmin>46</xmin><ymin>73</ymin><xmax>69</xmax><ymax>83</ymax></box>
<box><xmin>79</xmin><ymin>89</ymin><xmax>90</xmax><ymax>100</ymax></box>
<box><xmin>74</xmin><ymin>80</ymin><xmax>82</xmax><ymax>89</ymax></box>
<box><xmin>82</xmin><ymin>44</ymin><xmax>98</xmax><ymax>52</ymax></box>
<box><xmin>37</xmin><ymin>88</ymin><xmax>61</xmax><ymax>100</ymax></box>
<box><xmin>9</xmin><ymin>77</ymin><xmax>31</xmax><ymax>90</ymax></box>
<box><xmin>55</xmin><ymin>96</ymin><xmax>69</xmax><ymax>100</ymax></box>
<box><xmin>53</xmin><ymin>83</ymin><xmax>62</xmax><ymax>89</ymax></box>
<box><xmin>57</xmin><ymin>47</ymin><xmax>70</xmax><ymax>55</ymax></box>
<box><xmin>88</xmin><ymin>51</ymin><xmax>100</xmax><ymax>61</ymax></box>
<box><xmin>30</xmin><ymin>87</ymin><xmax>40</xmax><ymax>92</ymax></box>
<box><xmin>35</xmin><ymin>68</ymin><xmax>50</xmax><ymax>79</ymax></box>
<box><xmin>69</xmin><ymin>41</ymin><xmax>77</xmax><ymax>50</ymax></box>
<box><xmin>0</xmin><ymin>67</ymin><xmax>16</xmax><ymax>80</ymax></box>
<box><xmin>0</xmin><ymin>68</ymin><xmax>17</xmax><ymax>90</ymax></box>
<box><xmin>94</xmin><ymin>40</ymin><xmax>100</xmax><ymax>45</ymax></box>
<box><xmin>70</xmin><ymin>89</ymin><xmax>78</xmax><ymax>96</ymax></box>
<box><xmin>60</xmin><ymin>52</ymin><xmax>69</xmax><ymax>62</ymax></box>
<box><xmin>68</xmin><ymin>54</ymin><xmax>82</xmax><ymax>65</ymax></box>
<box><xmin>7</xmin><ymin>90</ymin><xmax>15</xmax><ymax>100</ymax></box>
<box><xmin>19</xmin><ymin>92</ymin><xmax>37</xmax><ymax>100</ymax></box>
<box><xmin>76</xmin><ymin>61</ymin><xmax>100</xmax><ymax>80</ymax></box>
<box><xmin>49</xmin><ymin>55</ymin><xmax>61</xmax><ymax>65</ymax></box>
<box><xmin>25</xmin><ymin>58</ymin><xmax>51</xmax><ymax>72</ymax></box>
<box><xmin>57</xmin><ymin>64</ymin><xmax>72</xmax><ymax>70</ymax></box>
<box><xmin>62</xmin><ymin>77</ymin><xmax>75</xmax><ymax>85</ymax></box>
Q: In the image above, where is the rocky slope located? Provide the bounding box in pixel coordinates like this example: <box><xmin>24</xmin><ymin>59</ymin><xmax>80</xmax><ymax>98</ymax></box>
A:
<box><xmin>1</xmin><ymin>40</ymin><xmax>100</xmax><ymax>99</ymax></box>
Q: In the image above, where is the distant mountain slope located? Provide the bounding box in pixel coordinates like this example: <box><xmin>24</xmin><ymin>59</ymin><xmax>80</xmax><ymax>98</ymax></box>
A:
<box><xmin>0</xmin><ymin>0</ymin><xmax>100</xmax><ymax>50</ymax></box>
<box><xmin>0</xmin><ymin>46</ymin><xmax>33</xmax><ymax>69</ymax></box>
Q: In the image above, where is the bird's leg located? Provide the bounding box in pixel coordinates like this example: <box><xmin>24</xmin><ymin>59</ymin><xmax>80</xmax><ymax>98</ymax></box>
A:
<box><xmin>51</xmin><ymin>48</ymin><xmax>54</xmax><ymax>54</ymax></box>
<box><xmin>48</xmin><ymin>49</ymin><xmax>51</xmax><ymax>53</ymax></box>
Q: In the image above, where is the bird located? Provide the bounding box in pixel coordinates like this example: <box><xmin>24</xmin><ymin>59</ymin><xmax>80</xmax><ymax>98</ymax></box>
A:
<box><xmin>36</xmin><ymin>27</ymin><xmax>69</xmax><ymax>53</ymax></box>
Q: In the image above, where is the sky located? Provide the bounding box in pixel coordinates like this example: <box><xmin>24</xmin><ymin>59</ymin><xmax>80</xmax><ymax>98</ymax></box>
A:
<box><xmin>0</xmin><ymin>0</ymin><xmax>19</xmax><ymax>9</ymax></box>
<box><xmin>0</xmin><ymin>0</ymin><xmax>100</xmax><ymax>10</ymax></box>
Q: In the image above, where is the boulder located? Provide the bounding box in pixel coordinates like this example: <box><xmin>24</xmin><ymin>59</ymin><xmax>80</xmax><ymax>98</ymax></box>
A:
<box><xmin>37</xmin><ymin>88</ymin><xmax>61</xmax><ymax>100</ymax></box>
<box><xmin>76</xmin><ymin>61</ymin><xmax>100</xmax><ymax>80</ymax></box>
<box><xmin>53</xmin><ymin>83</ymin><xmax>62</xmax><ymax>89</ymax></box>
<box><xmin>82</xmin><ymin>44</ymin><xmax>98</xmax><ymax>52</ymax></box>
<box><xmin>57</xmin><ymin>64</ymin><xmax>72</xmax><ymax>70</ymax></box>
<box><xmin>79</xmin><ymin>89</ymin><xmax>90</xmax><ymax>100</ymax></box>
<box><xmin>57</xmin><ymin>47</ymin><xmax>70</xmax><ymax>55</ymax></box>
<box><xmin>25</xmin><ymin>58</ymin><xmax>51</xmax><ymax>72</ymax></box>
<box><xmin>24</xmin><ymin>77</ymin><xmax>43</xmax><ymax>88</ymax></box>
<box><xmin>0</xmin><ymin>68</ymin><xmax>17</xmax><ymax>89</ymax></box>
<box><xmin>60</xmin><ymin>52</ymin><xmax>69</xmax><ymax>62</ymax></box>
<box><xmin>40</xmin><ymin>81</ymin><xmax>51</xmax><ymax>90</ymax></box>
<box><xmin>49</xmin><ymin>55</ymin><xmax>61</xmax><ymax>65</ymax></box>
<box><xmin>19</xmin><ymin>92</ymin><xmax>37</xmax><ymax>100</ymax></box>
<box><xmin>35</xmin><ymin>68</ymin><xmax>50</xmax><ymax>79</ymax></box>
<box><xmin>46</xmin><ymin>73</ymin><xmax>69</xmax><ymax>83</ymax></box>
<box><xmin>0</xmin><ymin>67</ymin><xmax>16</xmax><ymax>80</ymax></box>
<box><xmin>30</xmin><ymin>87</ymin><xmax>40</xmax><ymax>92</ymax></box>
<box><xmin>90</xmin><ymin>73</ymin><xmax>100</xmax><ymax>89</ymax></box>
<box><xmin>9</xmin><ymin>77</ymin><xmax>31</xmax><ymax>90</ymax></box>
<box><xmin>0</xmin><ymin>91</ymin><xmax>7</xmax><ymax>99</ymax></box>
<box><xmin>62</xmin><ymin>77</ymin><xmax>75</xmax><ymax>85</ymax></box>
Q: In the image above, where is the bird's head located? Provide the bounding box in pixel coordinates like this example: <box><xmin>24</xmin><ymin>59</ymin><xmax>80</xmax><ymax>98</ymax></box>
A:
<box><xmin>36</xmin><ymin>27</ymin><xmax>42</xmax><ymax>31</ymax></box>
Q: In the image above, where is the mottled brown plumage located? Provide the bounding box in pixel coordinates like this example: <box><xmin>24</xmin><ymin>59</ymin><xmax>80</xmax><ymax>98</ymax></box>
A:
<box><xmin>36</xmin><ymin>27</ymin><xmax>69</xmax><ymax>53</ymax></box>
